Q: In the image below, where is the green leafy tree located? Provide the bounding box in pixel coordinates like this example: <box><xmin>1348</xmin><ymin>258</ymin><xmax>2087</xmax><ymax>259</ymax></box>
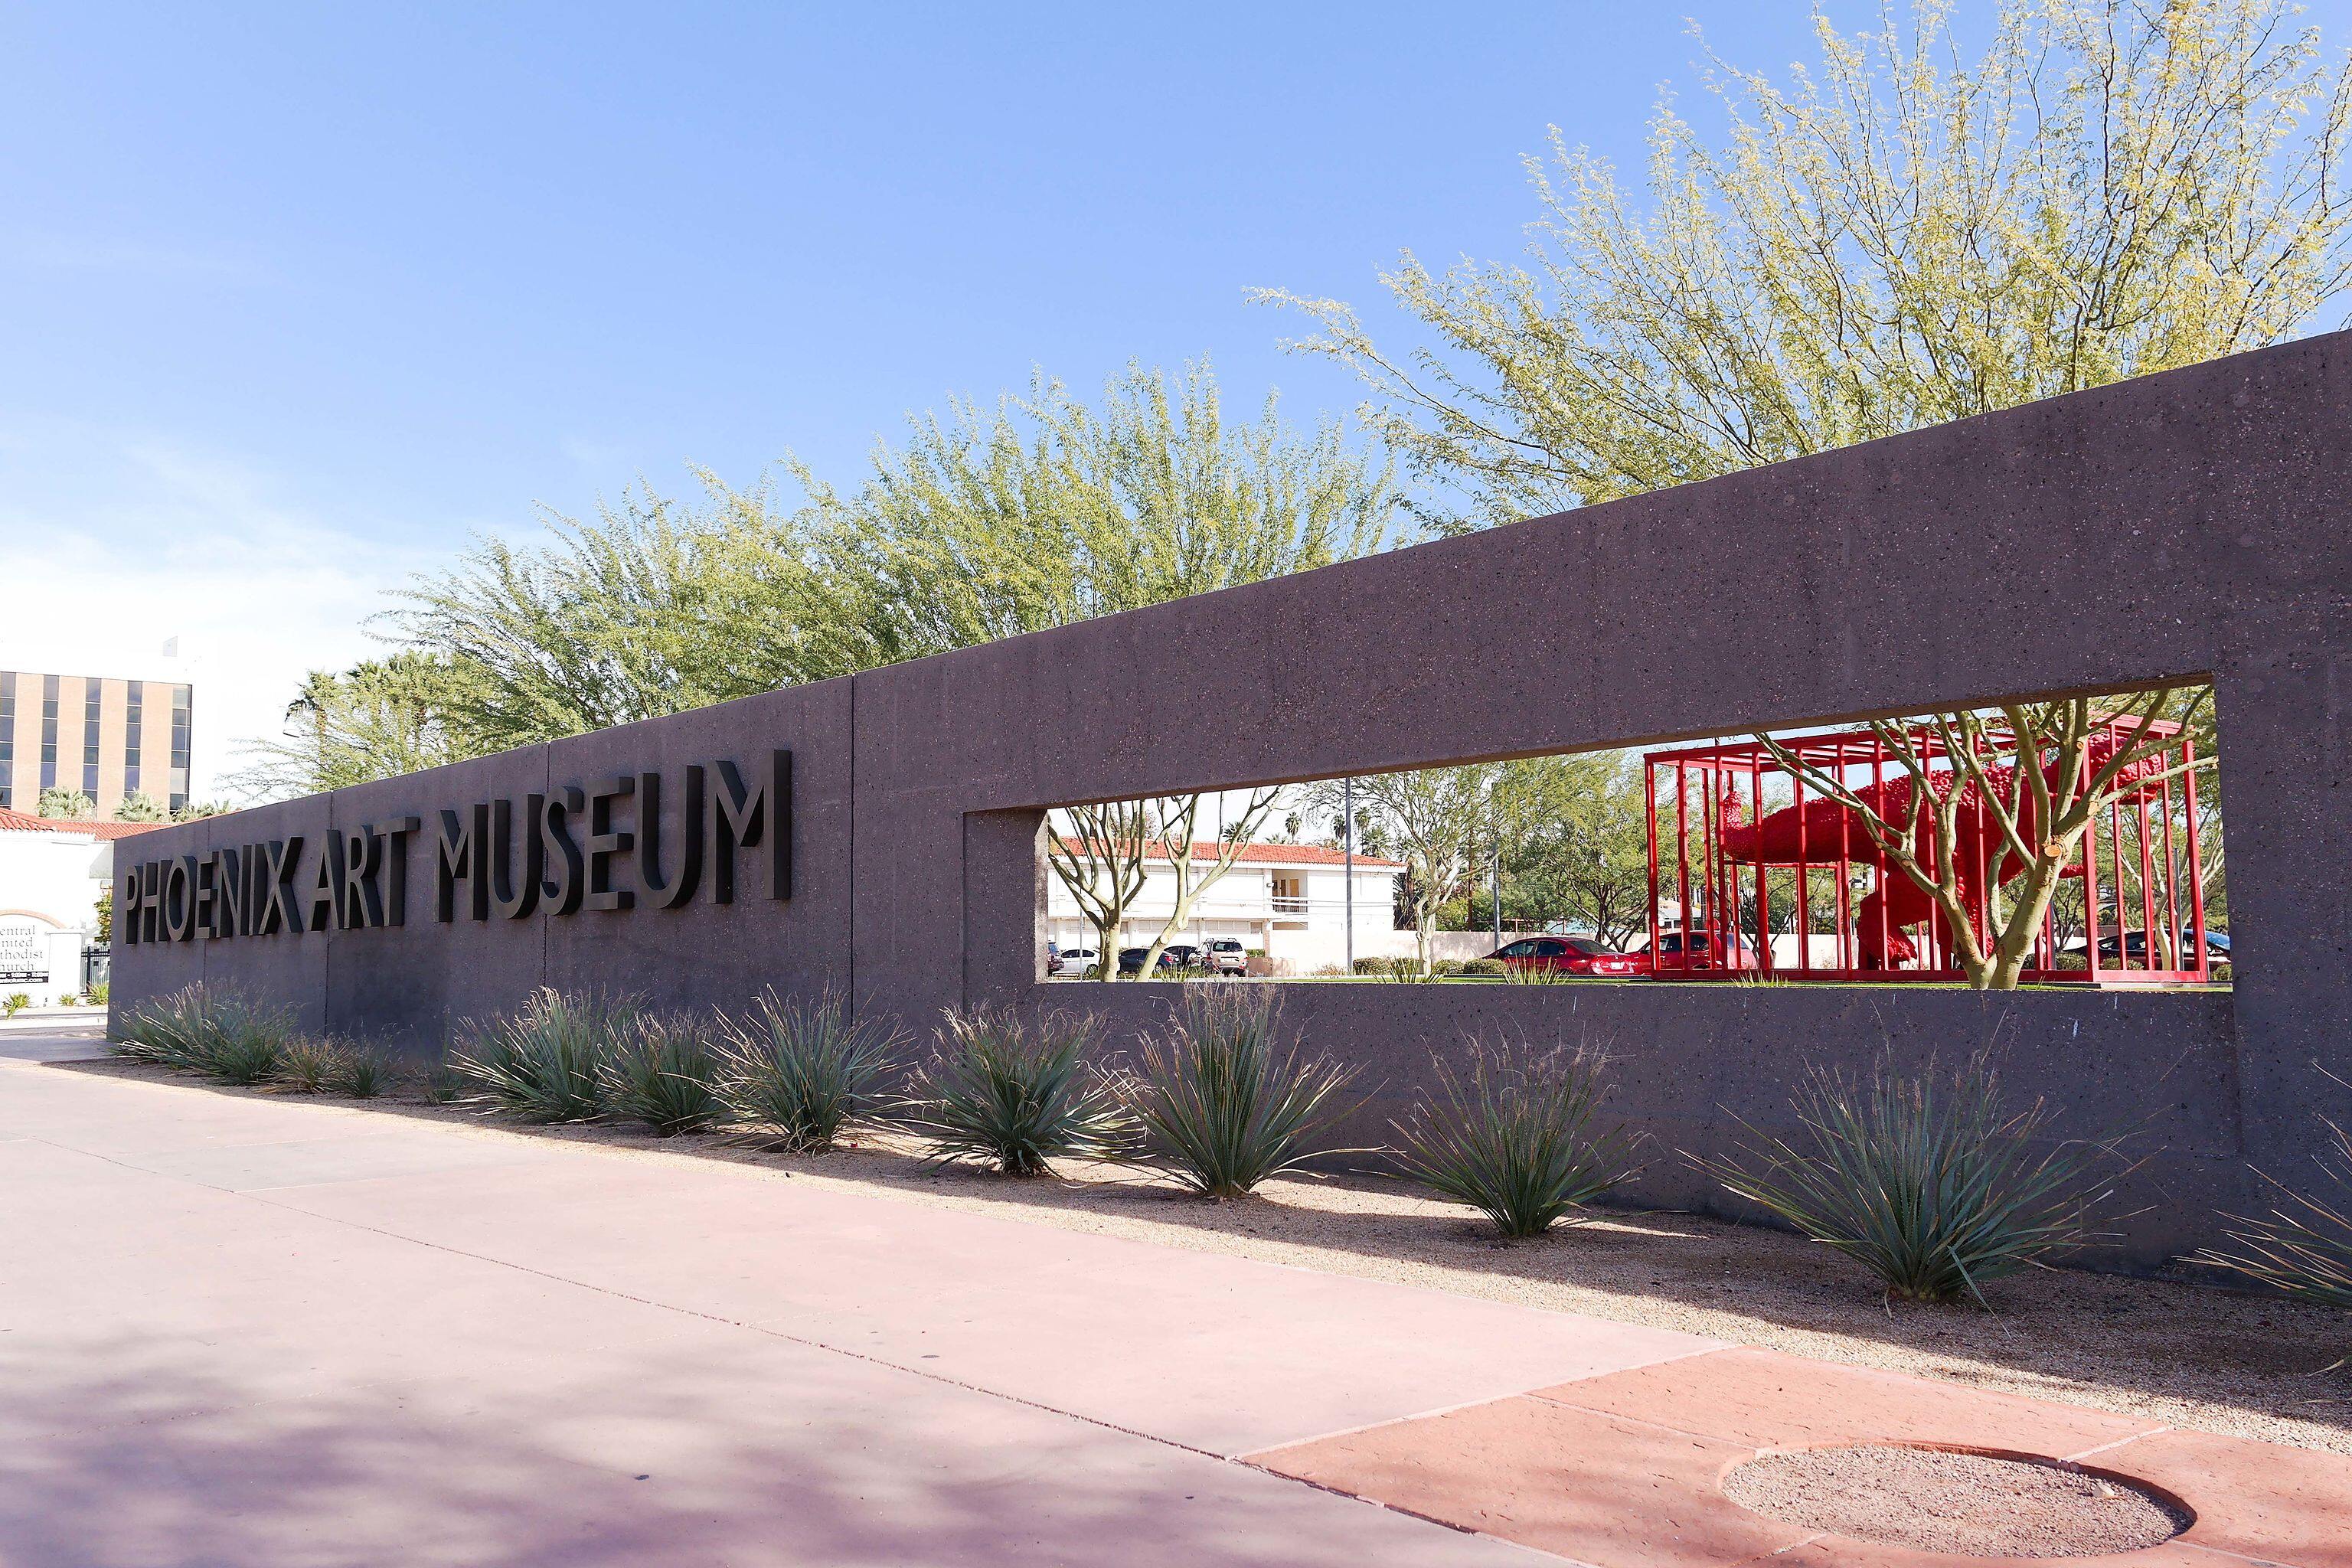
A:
<box><xmin>1263</xmin><ymin>0</ymin><xmax>2352</xmax><ymax>530</ymax></box>
<box><xmin>1311</xmin><ymin>765</ymin><xmax>1501</xmax><ymax>969</ymax></box>
<box><xmin>389</xmin><ymin>479</ymin><xmax>885</xmax><ymax>752</ymax></box>
<box><xmin>1493</xmin><ymin>752</ymin><xmax>1651</xmax><ymax>949</ymax></box>
<box><xmin>815</xmin><ymin>361</ymin><xmax>1400</xmax><ymax>969</ymax></box>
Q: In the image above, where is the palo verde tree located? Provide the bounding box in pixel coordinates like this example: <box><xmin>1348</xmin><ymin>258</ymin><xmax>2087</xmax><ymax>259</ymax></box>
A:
<box><xmin>1044</xmin><ymin>799</ymin><xmax>1153</xmax><ymax>979</ymax></box>
<box><xmin>1310</xmin><ymin>764</ymin><xmax>1501</xmax><ymax>969</ymax></box>
<box><xmin>1263</xmin><ymin>0</ymin><xmax>2352</xmax><ymax>530</ymax></box>
<box><xmin>815</xmin><ymin>361</ymin><xmax>1400</xmax><ymax>969</ymax></box>
<box><xmin>1758</xmin><ymin>687</ymin><xmax>2214</xmax><ymax>990</ymax></box>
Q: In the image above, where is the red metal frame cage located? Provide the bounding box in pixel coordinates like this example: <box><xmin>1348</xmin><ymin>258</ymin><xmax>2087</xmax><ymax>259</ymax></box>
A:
<box><xmin>1640</xmin><ymin>714</ymin><xmax>2210</xmax><ymax>986</ymax></box>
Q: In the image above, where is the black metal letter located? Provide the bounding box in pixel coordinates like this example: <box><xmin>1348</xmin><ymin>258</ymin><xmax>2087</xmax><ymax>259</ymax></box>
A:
<box><xmin>541</xmin><ymin>787</ymin><xmax>585</xmax><ymax>916</ymax></box>
<box><xmin>490</xmin><ymin>795</ymin><xmax>544</xmax><ymax>920</ymax></box>
<box><xmin>585</xmin><ymin>779</ymin><xmax>635</xmax><ymax>913</ymax></box>
<box><xmin>436</xmin><ymin>805</ymin><xmax>489</xmax><ymax>923</ymax></box>
<box><xmin>638</xmin><ymin>766</ymin><xmax>703</xmax><ymax>909</ymax></box>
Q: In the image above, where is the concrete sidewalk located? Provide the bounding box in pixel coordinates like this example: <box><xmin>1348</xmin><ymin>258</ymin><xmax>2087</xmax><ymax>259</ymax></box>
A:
<box><xmin>12</xmin><ymin>1058</ymin><xmax>2346</xmax><ymax>1568</ymax></box>
<box><xmin>0</xmin><ymin>1056</ymin><xmax>1710</xmax><ymax>1566</ymax></box>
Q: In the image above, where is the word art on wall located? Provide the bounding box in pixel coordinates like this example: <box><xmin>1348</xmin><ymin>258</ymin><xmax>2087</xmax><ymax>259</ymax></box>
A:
<box><xmin>119</xmin><ymin>752</ymin><xmax>790</xmax><ymax>945</ymax></box>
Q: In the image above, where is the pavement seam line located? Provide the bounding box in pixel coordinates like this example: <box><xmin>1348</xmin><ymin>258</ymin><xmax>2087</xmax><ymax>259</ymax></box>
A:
<box><xmin>36</xmin><ymin>1130</ymin><xmax>1277</xmax><ymax>1465</ymax></box>
<box><xmin>1236</xmin><ymin>1343</ymin><xmax>1740</xmax><ymax>1463</ymax></box>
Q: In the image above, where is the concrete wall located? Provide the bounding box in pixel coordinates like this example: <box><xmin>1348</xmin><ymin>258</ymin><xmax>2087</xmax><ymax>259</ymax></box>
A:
<box><xmin>113</xmin><ymin>333</ymin><xmax>2352</xmax><ymax>1270</ymax></box>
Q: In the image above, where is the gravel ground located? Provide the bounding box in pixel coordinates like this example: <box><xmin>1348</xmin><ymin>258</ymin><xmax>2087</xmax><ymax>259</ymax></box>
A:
<box><xmin>54</xmin><ymin>1057</ymin><xmax>2352</xmax><ymax>1458</ymax></box>
<box><xmin>1721</xmin><ymin>1446</ymin><xmax>2187</xmax><ymax>1557</ymax></box>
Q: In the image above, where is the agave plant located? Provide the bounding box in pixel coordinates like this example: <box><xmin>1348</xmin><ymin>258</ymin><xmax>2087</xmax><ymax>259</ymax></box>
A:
<box><xmin>913</xmin><ymin>1008</ymin><xmax>1132</xmax><ymax>1175</ymax></box>
<box><xmin>454</xmin><ymin>989</ymin><xmax>629</xmax><ymax>1122</ymax></box>
<box><xmin>1396</xmin><ymin>1033</ymin><xmax>1639</xmax><ymax>1236</ymax></box>
<box><xmin>328</xmin><ymin>1044</ymin><xmax>391</xmax><ymax>1099</ymax></box>
<box><xmin>1129</xmin><ymin>986</ymin><xmax>1362</xmax><ymax>1198</ymax></box>
<box><xmin>276</xmin><ymin>1035</ymin><xmax>338</xmax><ymax>1093</ymax></box>
<box><xmin>1694</xmin><ymin>1054</ymin><xmax>2127</xmax><ymax>1305</ymax></box>
<box><xmin>417</xmin><ymin>1055</ymin><xmax>464</xmax><ymax>1105</ymax></box>
<box><xmin>599</xmin><ymin>1012</ymin><xmax>722</xmax><ymax>1135</ymax></box>
<box><xmin>2194</xmin><ymin>1112</ymin><xmax>2352</xmax><ymax>1344</ymax></box>
<box><xmin>712</xmin><ymin>990</ymin><xmax>906</xmax><ymax>1152</ymax></box>
<box><xmin>112</xmin><ymin>984</ymin><xmax>295</xmax><ymax>1082</ymax></box>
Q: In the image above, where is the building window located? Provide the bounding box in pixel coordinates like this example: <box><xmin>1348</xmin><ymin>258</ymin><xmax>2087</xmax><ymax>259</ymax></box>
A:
<box><xmin>0</xmin><ymin>671</ymin><xmax>14</xmax><ymax>807</ymax></box>
<box><xmin>169</xmin><ymin>685</ymin><xmax>191</xmax><ymax>812</ymax></box>
<box><xmin>82</xmin><ymin>683</ymin><xmax>100</xmax><ymax>798</ymax></box>
<box><xmin>1271</xmin><ymin>874</ymin><xmax>1308</xmax><ymax>914</ymax></box>
<box><xmin>39</xmin><ymin>674</ymin><xmax>58</xmax><ymax>792</ymax></box>
<box><xmin>124</xmin><ymin>680</ymin><xmax>142</xmax><ymax>795</ymax></box>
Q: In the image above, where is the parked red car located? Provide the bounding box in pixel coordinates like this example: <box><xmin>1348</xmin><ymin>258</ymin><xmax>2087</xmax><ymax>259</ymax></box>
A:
<box><xmin>1490</xmin><ymin>936</ymin><xmax>1645</xmax><ymax>977</ymax></box>
<box><xmin>1635</xmin><ymin>929</ymin><xmax>1758</xmax><ymax>975</ymax></box>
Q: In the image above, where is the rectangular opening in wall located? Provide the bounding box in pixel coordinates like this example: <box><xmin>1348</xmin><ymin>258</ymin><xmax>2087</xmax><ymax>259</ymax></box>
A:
<box><xmin>1037</xmin><ymin>681</ymin><xmax>2227</xmax><ymax>991</ymax></box>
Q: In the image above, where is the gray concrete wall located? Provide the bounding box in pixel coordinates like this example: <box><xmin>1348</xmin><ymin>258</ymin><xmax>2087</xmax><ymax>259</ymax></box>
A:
<box><xmin>112</xmin><ymin>332</ymin><xmax>2352</xmax><ymax>1270</ymax></box>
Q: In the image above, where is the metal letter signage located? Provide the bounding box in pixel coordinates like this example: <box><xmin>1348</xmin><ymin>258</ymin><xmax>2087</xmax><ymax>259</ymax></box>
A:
<box><xmin>115</xmin><ymin>753</ymin><xmax>793</xmax><ymax>946</ymax></box>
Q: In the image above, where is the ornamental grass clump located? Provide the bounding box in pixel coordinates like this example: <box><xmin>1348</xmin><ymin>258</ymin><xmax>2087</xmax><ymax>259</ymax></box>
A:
<box><xmin>1396</xmin><ymin>1033</ymin><xmax>1639</xmax><ymax>1237</ymax></box>
<box><xmin>328</xmin><ymin>1044</ymin><xmax>390</xmax><ymax>1099</ymax></box>
<box><xmin>112</xmin><ymin>984</ymin><xmax>292</xmax><ymax>1083</ymax></box>
<box><xmin>713</xmin><ymin>990</ymin><xmax>905</xmax><ymax>1152</ymax></box>
<box><xmin>2193</xmin><ymin>1109</ymin><xmax>2352</xmax><ymax>1350</ymax></box>
<box><xmin>454</xmin><ymin>989</ymin><xmax>627</xmax><ymax>1122</ymax></box>
<box><xmin>599</xmin><ymin>1012</ymin><xmax>722</xmax><ymax>1135</ymax></box>
<box><xmin>913</xmin><ymin>1008</ymin><xmax>1132</xmax><ymax>1175</ymax></box>
<box><xmin>276</xmin><ymin>1036</ymin><xmax>339</xmax><ymax>1093</ymax></box>
<box><xmin>1694</xmin><ymin>1054</ymin><xmax>2128</xmax><ymax>1305</ymax></box>
<box><xmin>1129</xmin><ymin>986</ymin><xmax>1362</xmax><ymax>1199</ymax></box>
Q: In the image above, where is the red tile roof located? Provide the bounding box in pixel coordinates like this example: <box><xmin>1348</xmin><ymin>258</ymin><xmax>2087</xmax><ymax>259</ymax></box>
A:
<box><xmin>1056</xmin><ymin>836</ymin><xmax>1401</xmax><ymax>868</ymax></box>
<box><xmin>0</xmin><ymin>806</ymin><xmax>172</xmax><ymax>841</ymax></box>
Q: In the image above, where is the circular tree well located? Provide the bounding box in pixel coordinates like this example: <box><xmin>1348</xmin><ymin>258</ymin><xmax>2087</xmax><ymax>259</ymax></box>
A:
<box><xmin>1722</xmin><ymin>1444</ymin><xmax>2188</xmax><ymax>1558</ymax></box>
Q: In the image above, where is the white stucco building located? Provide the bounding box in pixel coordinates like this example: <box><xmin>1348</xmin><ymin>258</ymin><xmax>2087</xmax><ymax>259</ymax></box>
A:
<box><xmin>1047</xmin><ymin>840</ymin><xmax>1405</xmax><ymax>975</ymax></box>
<box><xmin>0</xmin><ymin>806</ymin><xmax>162</xmax><ymax>1004</ymax></box>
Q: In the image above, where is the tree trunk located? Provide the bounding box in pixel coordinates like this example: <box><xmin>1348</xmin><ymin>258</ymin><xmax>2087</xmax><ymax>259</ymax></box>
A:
<box><xmin>1982</xmin><ymin>845</ymin><xmax>2074</xmax><ymax>991</ymax></box>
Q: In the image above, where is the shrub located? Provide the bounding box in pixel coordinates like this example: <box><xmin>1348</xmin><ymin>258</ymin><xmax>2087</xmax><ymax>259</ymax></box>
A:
<box><xmin>277</xmin><ymin>1036</ymin><xmax>339</xmax><ymax>1093</ymax></box>
<box><xmin>1693</xmin><ymin>1055</ymin><xmax>2127</xmax><ymax>1305</ymax></box>
<box><xmin>1378</xmin><ymin>959</ymin><xmax>1445</xmax><ymax>983</ymax></box>
<box><xmin>2210</xmin><ymin>961</ymin><xmax>2235</xmax><ymax>985</ymax></box>
<box><xmin>454</xmin><ymin>989</ymin><xmax>626</xmax><ymax>1122</ymax></box>
<box><xmin>2</xmin><ymin>991</ymin><xmax>29</xmax><ymax>1018</ymax></box>
<box><xmin>88</xmin><ymin>982</ymin><xmax>109</xmax><ymax>1006</ymax></box>
<box><xmin>1459</xmin><ymin>958</ymin><xmax>1507</xmax><ymax>976</ymax></box>
<box><xmin>1129</xmin><ymin>986</ymin><xmax>1362</xmax><ymax>1198</ymax></box>
<box><xmin>57</xmin><ymin>994</ymin><xmax>78</xmax><ymax>1008</ymax></box>
<box><xmin>328</xmin><ymin>1045</ymin><xmax>390</xmax><ymax>1099</ymax></box>
<box><xmin>1501</xmin><ymin>962</ymin><xmax>1574</xmax><ymax>985</ymax></box>
<box><xmin>913</xmin><ymin>1008</ymin><xmax>1132</xmax><ymax>1175</ymax></box>
<box><xmin>1351</xmin><ymin>956</ymin><xmax>1394</xmax><ymax>976</ymax></box>
<box><xmin>713</xmin><ymin>991</ymin><xmax>905</xmax><ymax>1152</ymax></box>
<box><xmin>204</xmin><ymin>1014</ymin><xmax>289</xmax><ymax>1085</ymax></box>
<box><xmin>1396</xmin><ymin>1034</ymin><xmax>1639</xmax><ymax>1237</ymax></box>
<box><xmin>111</xmin><ymin>984</ymin><xmax>292</xmax><ymax>1082</ymax></box>
<box><xmin>417</xmin><ymin>1056</ymin><xmax>463</xmax><ymax>1105</ymax></box>
<box><xmin>599</xmin><ymin>1012</ymin><xmax>722</xmax><ymax>1135</ymax></box>
<box><xmin>2194</xmin><ymin>1109</ymin><xmax>2352</xmax><ymax>1339</ymax></box>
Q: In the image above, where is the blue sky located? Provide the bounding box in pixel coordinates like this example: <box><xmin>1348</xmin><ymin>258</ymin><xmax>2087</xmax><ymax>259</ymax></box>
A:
<box><xmin>4</xmin><ymin>2</ymin><xmax>2347</xmax><ymax>793</ymax></box>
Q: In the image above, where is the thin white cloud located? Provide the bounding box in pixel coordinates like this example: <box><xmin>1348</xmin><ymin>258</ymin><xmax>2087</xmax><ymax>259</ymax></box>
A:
<box><xmin>0</xmin><ymin>433</ymin><xmax>432</xmax><ymax>803</ymax></box>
